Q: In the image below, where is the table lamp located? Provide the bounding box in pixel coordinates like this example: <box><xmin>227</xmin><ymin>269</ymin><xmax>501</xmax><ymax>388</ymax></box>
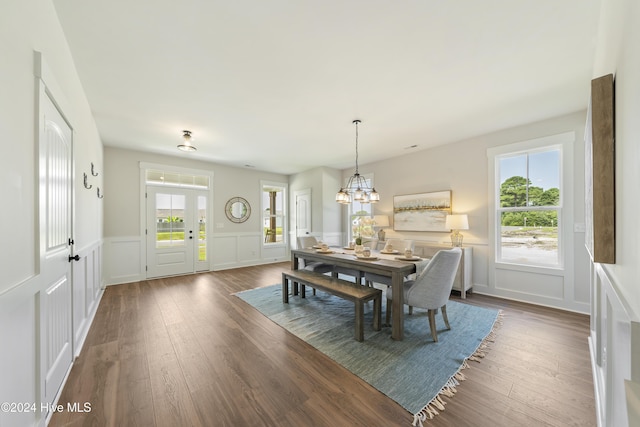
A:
<box><xmin>445</xmin><ymin>214</ymin><xmax>469</xmax><ymax>247</ymax></box>
<box><xmin>373</xmin><ymin>215</ymin><xmax>390</xmax><ymax>241</ymax></box>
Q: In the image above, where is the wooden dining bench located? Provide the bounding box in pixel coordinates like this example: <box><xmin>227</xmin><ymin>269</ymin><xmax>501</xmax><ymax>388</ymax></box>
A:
<box><xmin>282</xmin><ymin>269</ymin><xmax>382</xmax><ymax>342</ymax></box>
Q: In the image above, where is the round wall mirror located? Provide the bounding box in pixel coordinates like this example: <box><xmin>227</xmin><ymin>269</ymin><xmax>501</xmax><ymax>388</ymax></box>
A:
<box><xmin>225</xmin><ymin>197</ymin><xmax>251</xmax><ymax>223</ymax></box>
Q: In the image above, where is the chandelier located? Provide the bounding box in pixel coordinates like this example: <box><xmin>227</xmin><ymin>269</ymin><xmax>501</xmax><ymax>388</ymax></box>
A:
<box><xmin>335</xmin><ymin>120</ymin><xmax>380</xmax><ymax>204</ymax></box>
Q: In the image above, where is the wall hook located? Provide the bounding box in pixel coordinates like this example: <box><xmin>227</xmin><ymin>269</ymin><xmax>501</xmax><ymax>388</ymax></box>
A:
<box><xmin>83</xmin><ymin>173</ymin><xmax>93</xmax><ymax>189</ymax></box>
<box><xmin>91</xmin><ymin>162</ymin><xmax>99</xmax><ymax>176</ymax></box>
<box><xmin>97</xmin><ymin>187</ymin><xmax>104</xmax><ymax>199</ymax></box>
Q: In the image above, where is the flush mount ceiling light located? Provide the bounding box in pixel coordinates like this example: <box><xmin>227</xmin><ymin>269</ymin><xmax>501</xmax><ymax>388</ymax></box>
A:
<box><xmin>177</xmin><ymin>130</ymin><xmax>197</xmax><ymax>152</ymax></box>
<box><xmin>335</xmin><ymin>119</ymin><xmax>380</xmax><ymax>204</ymax></box>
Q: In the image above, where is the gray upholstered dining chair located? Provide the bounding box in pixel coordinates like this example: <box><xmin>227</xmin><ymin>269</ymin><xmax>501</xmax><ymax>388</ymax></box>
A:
<box><xmin>296</xmin><ymin>236</ymin><xmax>334</xmax><ymax>297</ymax></box>
<box><xmin>381</xmin><ymin>238</ymin><xmax>415</xmax><ymax>253</ymax></box>
<box><xmin>296</xmin><ymin>236</ymin><xmax>334</xmax><ymax>275</ymax></box>
<box><xmin>365</xmin><ymin>239</ymin><xmax>415</xmax><ymax>287</ymax></box>
<box><xmin>385</xmin><ymin>247</ymin><xmax>462</xmax><ymax>342</ymax></box>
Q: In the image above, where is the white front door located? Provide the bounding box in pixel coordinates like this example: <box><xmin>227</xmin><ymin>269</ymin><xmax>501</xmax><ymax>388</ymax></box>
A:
<box><xmin>146</xmin><ymin>187</ymin><xmax>208</xmax><ymax>278</ymax></box>
<box><xmin>38</xmin><ymin>89</ymin><xmax>74</xmax><ymax>419</ymax></box>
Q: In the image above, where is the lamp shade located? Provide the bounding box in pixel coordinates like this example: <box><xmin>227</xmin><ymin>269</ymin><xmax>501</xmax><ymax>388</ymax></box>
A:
<box><xmin>373</xmin><ymin>215</ymin><xmax>390</xmax><ymax>227</ymax></box>
<box><xmin>445</xmin><ymin>214</ymin><xmax>469</xmax><ymax>230</ymax></box>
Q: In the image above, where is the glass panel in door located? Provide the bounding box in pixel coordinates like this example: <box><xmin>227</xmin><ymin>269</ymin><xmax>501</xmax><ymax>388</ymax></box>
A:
<box><xmin>155</xmin><ymin>193</ymin><xmax>186</xmax><ymax>248</ymax></box>
<box><xmin>147</xmin><ymin>188</ymin><xmax>193</xmax><ymax>278</ymax></box>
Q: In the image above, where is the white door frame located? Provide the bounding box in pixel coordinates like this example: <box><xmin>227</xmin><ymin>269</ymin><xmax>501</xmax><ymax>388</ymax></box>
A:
<box><xmin>139</xmin><ymin>162</ymin><xmax>214</xmax><ymax>278</ymax></box>
<box><xmin>146</xmin><ymin>186</ymin><xmax>210</xmax><ymax>277</ymax></box>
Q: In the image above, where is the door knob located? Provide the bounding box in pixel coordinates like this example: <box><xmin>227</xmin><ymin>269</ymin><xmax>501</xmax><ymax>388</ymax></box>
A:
<box><xmin>68</xmin><ymin>254</ymin><xmax>80</xmax><ymax>262</ymax></box>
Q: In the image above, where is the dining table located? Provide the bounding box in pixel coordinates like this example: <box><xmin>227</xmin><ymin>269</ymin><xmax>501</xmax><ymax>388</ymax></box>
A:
<box><xmin>291</xmin><ymin>247</ymin><xmax>429</xmax><ymax>341</ymax></box>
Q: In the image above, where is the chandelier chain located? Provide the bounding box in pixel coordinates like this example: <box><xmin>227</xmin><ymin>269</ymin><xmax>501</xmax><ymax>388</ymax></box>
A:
<box><xmin>354</xmin><ymin>119</ymin><xmax>359</xmax><ymax>174</ymax></box>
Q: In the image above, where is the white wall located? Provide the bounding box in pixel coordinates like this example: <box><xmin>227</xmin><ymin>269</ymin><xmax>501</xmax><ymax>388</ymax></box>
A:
<box><xmin>103</xmin><ymin>147</ymin><xmax>290</xmax><ymax>283</ymax></box>
<box><xmin>0</xmin><ymin>1</ymin><xmax>104</xmax><ymax>426</ymax></box>
<box><xmin>353</xmin><ymin>111</ymin><xmax>590</xmax><ymax>312</ymax></box>
<box><xmin>592</xmin><ymin>0</ymin><xmax>640</xmax><ymax>321</ymax></box>
<box><xmin>589</xmin><ymin>0</ymin><xmax>640</xmax><ymax>425</ymax></box>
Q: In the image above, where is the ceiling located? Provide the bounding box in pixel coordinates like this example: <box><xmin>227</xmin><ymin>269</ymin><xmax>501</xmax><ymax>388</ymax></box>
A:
<box><xmin>53</xmin><ymin>0</ymin><xmax>602</xmax><ymax>175</ymax></box>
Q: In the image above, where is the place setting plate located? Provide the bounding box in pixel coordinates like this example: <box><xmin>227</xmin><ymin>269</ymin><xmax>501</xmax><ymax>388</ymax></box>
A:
<box><xmin>395</xmin><ymin>256</ymin><xmax>421</xmax><ymax>261</ymax></box>
<box><xmin>379</xmin><ymin>249</ymin><xmax>399</xmax><ymax>254</ymax></box>
<box><xmin>316</xmin><ymin>249</ymin><xmax>334</xmax><ymax>254</ymax></box>
<box><xmin>354</xmin><ymin>255</ymin><xmax>378</xmax><ymax>261</ymax></box>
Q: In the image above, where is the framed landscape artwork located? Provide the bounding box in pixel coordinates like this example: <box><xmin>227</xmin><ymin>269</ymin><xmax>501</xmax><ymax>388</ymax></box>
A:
<box><xmin>393</xmin><ymin>191</ymin><xmax>451</xmax><ymax>232</ymax></box>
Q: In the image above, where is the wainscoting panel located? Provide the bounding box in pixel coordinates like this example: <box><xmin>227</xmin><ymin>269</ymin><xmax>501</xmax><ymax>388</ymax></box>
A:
<box><xmin>72</xmin><ymin>242</ymin><xmax>104</xmax><ymax>357</ymax></box>
<box><xmin>494</xmin><ymin>267</ymin><xmax>564</xmax><ymax>299</ymax></box>
<box><xmin>93</xmin><ymin>245</ymin><xmax>102</xmax><ymax>299</ymax></box>
<box><xmin>212</xmin><ymin>233</ymin><xmax>288</xmax><ymax>270</ymax></box>
<box><xmin>0</xmin><ymin>278</ymin><xmax>39</xmax><ymax>427</ymax></box>
<box><xmin>87</xmin><ymin>248</ymin><xmax>96</xmax><ymax>315</ymax></box>
<box><xmin>72</xmin><ymin>256</ymin><xmax>87</xmax><ymax>351</ymax></box>
<box><xmin>238</xmin><ymin>235</ymin><xmax>262</xmax><ymax>263</ymax></box>
<box><xmin>104</xmin><ymin>236</ymin><xmax>144</xmax><ymax>285</ymax></box>
<box><xmin>104</xmin><ymin>234</ymin><xmax>290</xmax><ymax>281</ymax></box>
<box><xmin>261</xmin><ymin>244</ymin><xmax>287</xmax><ymax>262</ymax></box>
<box><xmin>211</xmin><ymin>235</ymin><xmax>238</xmax><ymax>269</ymax></box>
<box><xmin>590</xmin><ymin>263</ymin><xmax>640</xmax><ymax>427</ymax></box>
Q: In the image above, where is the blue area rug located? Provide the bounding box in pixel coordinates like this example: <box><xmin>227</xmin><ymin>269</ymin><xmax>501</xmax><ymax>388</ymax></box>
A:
<box><xmin>235</xmin><ymin>284</ymin><xmax>500</xmax><ymax>425</ymax></box>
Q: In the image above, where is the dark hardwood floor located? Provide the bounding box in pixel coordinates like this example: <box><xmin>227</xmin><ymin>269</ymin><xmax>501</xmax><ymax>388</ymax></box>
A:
<box><xmin>50</xmin><ymin>262</ymin><xmax>596</xmax><ymax>426</ymax></box>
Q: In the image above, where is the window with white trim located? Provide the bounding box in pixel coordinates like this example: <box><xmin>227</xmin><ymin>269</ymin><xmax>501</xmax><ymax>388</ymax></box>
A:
<box><xmin>262</xmin><ymin>182</ymin><xmax>287</xmax><ymax>245</ymax></box>
<box><xmin>495</xmin><ymin>146</ymin><xmax>562</xmax><ymax>267</ymax></box>
<box><xmin>347</xmin><ymin>175</ymin><xmax>375</xmax><ymax>245</ymax></box>
<box><xmin>496</xmin><ymin>146</ymin><xmax>562</xmax><ymax>267</ymax></box>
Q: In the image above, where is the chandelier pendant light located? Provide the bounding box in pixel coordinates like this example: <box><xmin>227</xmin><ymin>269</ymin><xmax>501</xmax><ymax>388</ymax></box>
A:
<box><xmin>336</xmin><ymin>120</ymin><xmax>380</xmax><ymax>204</ymax></box>
<box><xmin>178</xmin><ymin>130</ymin><xmax>197</xmax><ymax>152</ymax></box>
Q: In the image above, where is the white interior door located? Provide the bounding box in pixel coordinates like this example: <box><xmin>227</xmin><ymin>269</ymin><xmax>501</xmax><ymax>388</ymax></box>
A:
<box><xmin>295</xmin><ymin>189</ymin><xmax>312</xmax><ymax>245</ymax></box>
<box><xmin>146</xmin><ymin>187</ymin><xmax>208</xmax><ymax>278</ymax></box>
<box><xmin>38</xmin><ymin>89</ymin><xmax>73</xmax><ymax>419</ymax></box>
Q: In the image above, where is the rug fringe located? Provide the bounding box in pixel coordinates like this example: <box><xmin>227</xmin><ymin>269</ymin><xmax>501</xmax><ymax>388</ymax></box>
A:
<box><xmin>411</xmin><ymin>310</ymin><xmax>503</xmax><ymax>426</ymax></box>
